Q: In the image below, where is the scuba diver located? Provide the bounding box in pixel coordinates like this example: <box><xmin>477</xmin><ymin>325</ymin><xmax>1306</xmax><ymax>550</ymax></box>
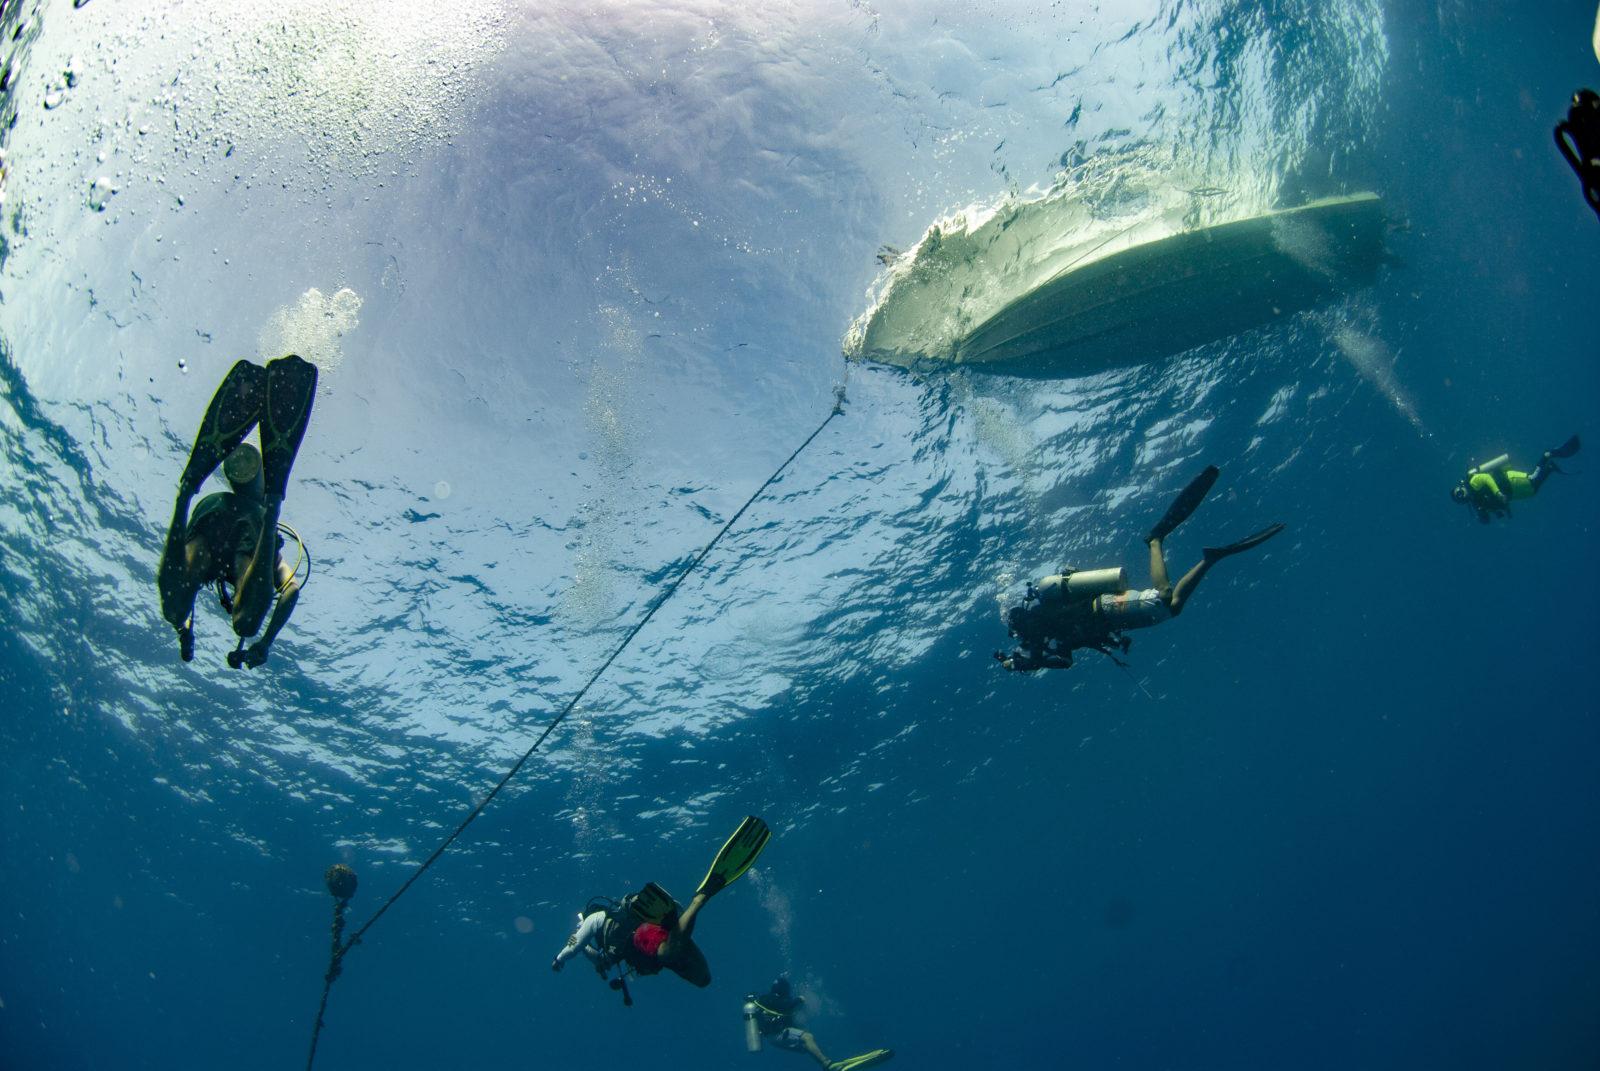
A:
<box><xmin>156</xmin><ymin>355</ymin><xmax>317</xmax><ymax>668</ymax></box>
<box><xmin>1555</xmin><ymin>88</ymin><xmax>1600</xmax><ymax>221</ymax></box>
<box><xmin>995</xmin><ymin>465</ymin><xmax>1283</xmax><ymax>672</ymax></box>
<box><xmin>1451</xmin><ymin>435</ymin><xmax>1581</xmax><ymax>523</ymax></box>
<box><xmin>743</xmin><ymin>975</ymin><xmax>894</xmax><ymax>1071</ymax></box>
<box><xmin>552</xmin><ymin>816</ymin><xmax>772</xmax><ymax>1002</ymax></box>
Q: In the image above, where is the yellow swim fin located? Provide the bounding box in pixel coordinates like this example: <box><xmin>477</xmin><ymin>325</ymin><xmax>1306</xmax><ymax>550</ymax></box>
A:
<box><xmin>695</xmin><ymin>815</ymin><xmax>771</xmax><ymax>897</ymax></box>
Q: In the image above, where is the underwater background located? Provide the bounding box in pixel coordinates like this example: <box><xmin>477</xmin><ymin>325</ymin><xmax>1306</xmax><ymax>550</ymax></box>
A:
<box><xmin>2</xmin><ymin>1</ymin><xmax>1598</xmax><ymax>1068</ymax></box>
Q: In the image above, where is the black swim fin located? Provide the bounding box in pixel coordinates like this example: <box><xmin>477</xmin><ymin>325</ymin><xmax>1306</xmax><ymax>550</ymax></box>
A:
<box><xmin>1147</xmin><ymin>465</ymin><xmax>1219</xmax><ymax>543</ymax></box>
<box><xmin>1203</xmin><ymin>523</ymin><xmax>1285</xmax><ymax>563</ymax></box>
<box><xmin>179</xmin><ymin>360</ymin><xmax>267</xmax><ymax>497</ymax></box>
<box><xmin>630</xmin><ymin>882</ymin><xmax>679</xmax><ymax>923</ymax></box>
<box><xmin>1547</xmin><ymin>434</ymin><xmax>1581</xmax><ymax>460</ymax></box>
<box><xmin>260</xmin><ymin>354</ymin><xmax>318</xmax><ymax>499</ymax></box>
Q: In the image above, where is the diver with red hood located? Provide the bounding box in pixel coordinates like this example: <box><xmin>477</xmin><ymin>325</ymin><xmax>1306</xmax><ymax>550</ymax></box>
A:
<box><xmin>552</xmin><ymin>816</ymin><xmax>771</xmax><ymax>1001</ymax></box>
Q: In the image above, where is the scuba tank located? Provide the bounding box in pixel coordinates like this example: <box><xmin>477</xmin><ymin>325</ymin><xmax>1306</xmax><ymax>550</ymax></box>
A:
<box><xmin>1034</xmin><ymin>567</ymin><xmax>1127</xmax><ymax>603</ymax></box>
<box><xmin>1466</xmin><ymin>454</ymin><xmax>1509</xmax><ymax>478</ymax></box>
<box><xmin>743</xmin><ymin>999</ymin><xmax>762</xmax><ymax>1052</ymax></box>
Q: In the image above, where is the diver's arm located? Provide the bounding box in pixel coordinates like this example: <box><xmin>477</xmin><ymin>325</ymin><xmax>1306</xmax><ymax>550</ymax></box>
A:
<box><xmin>554</xmin><ymin>912</ymin><xmax>608</xmax><ymax>969</ymax></box>
<box><xmin>676</xmin><ymin>890</ymin><xmax>711</xmax><ymax>936</ymax></box>
<box><xmin>241</xmin><ymin>571</ymin><xmax>301</xmax><ymax>666</ymax></box>
<box><xmin>996</xmin><ymin>648</ymin><xmax>1052</xmax><ymax>672</ymax></box>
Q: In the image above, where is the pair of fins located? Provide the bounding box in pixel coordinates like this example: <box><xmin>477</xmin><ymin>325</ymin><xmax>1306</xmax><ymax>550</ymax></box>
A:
<box><xmin>1146</xmin><ymin>464</ymin><xmax>1284</xmax><ymax>562</ymax></box>
<box><xmin>830</xmin><ymin>1049</ymin><xmax>894</xmax><ymax>1071</ymax></box>
<box><xmin>628</xmin><ymin>816</ymin><xmax>772</xmax><ymax>923</ymax></box>
<box><xmin>180</xmin><ymin>354</ymin><xmax>317</xmax><ymax>499</ymax></box>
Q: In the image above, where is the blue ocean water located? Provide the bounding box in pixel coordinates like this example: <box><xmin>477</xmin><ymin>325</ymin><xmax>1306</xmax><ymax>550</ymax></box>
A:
<box><xmin>2</xmin><ymin>1</ymin><xmax>1597</xmax><ymax>1069</ymax></box>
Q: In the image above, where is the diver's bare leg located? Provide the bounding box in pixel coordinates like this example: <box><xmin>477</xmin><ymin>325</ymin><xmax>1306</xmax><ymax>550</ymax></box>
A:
<box><xmin>676</xmin><ymin>890</ymin><xmax>710</xmax><ymax>937</ymax></box>
<box><xmin>801</xmin><ymin>1032</ymin><xmax>831</xmax><ymax>1068</ymax></box>
<box><xmin>1148</xmin><ymin>535</ymin><xmax>1171</xmax><ymax>595</ymax></box>
<box><xmin>1169</xmin><ymin>524</ymin><xmax>1284</xmax><ymax>614</ymax></box>
<box><xmin>1168</xmin><ymin>558</ymin><xmax>1212</xmax><ymax>616</ymax></box>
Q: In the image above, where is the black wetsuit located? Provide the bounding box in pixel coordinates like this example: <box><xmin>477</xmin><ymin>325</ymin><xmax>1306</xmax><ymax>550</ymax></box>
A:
<box><xmin>752</xmin><ymin>988</ymin><xmax>804</xmax><ymax>1038</ymax></box>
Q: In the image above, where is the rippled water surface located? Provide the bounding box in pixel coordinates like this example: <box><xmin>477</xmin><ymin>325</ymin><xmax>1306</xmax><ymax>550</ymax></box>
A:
<box><xmin>2</xmin><ymin>2</ymin><xmax>1598</xmax><ymax>1069</ymax></box>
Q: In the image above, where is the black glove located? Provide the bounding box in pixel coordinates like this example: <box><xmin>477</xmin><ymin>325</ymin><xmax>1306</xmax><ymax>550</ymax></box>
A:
<box><xmin>177</xmin><ymin>624</ymin><xmax>195</xmax><ymax>663</ymax></box>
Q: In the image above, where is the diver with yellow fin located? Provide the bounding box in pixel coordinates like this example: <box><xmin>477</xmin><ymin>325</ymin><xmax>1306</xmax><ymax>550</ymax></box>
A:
<box><xmin>996</xmin><ymin>465</ymin><xmax>1283</xmax><ymax>672</ymax></box>
<box><xmin>552</xmin><ymin>816</ymin><xmax>772</xmax><ymax>1002</ymax></box>
<box><xmin>1451</xmin><ymin>435</ymin><xmax>1580</xmax><ymax>523</ymax></box>
<box><xmin>743</xmin><ymin>975</ymin><xmax>894</xmax><ymax>1071</ymax></box>
<box><xmin>156</xmin><ymin>355</ymin><xmax>317</xmax><ymax>668</ymax></box>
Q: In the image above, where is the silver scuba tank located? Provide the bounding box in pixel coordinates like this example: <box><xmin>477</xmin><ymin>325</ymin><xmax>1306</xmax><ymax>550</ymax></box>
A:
<box><xmin>1035</xmin><ymin>567</ymin><xmax>1127</xmax><ymax>602</ymax></box>
<box><xmin>744</xmin><ymin>1000</ymin><xmax>762</xmax><ymax>1052</ymax></box>
<box><xmin>1467</xmin><ymin>454</ymin><xmax>1509</xmax><ymax>477</ymax></box>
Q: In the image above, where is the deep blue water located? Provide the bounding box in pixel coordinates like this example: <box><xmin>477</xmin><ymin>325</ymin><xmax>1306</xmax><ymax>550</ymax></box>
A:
<box><xmin>2</xmin><ymin>2</ymin><xmax>1598</xmax><ymax>1069</ymax></box>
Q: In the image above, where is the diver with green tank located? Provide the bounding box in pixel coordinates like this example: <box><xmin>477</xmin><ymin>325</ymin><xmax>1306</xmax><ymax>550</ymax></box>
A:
<box><xmin>1451</xmin><ymin>435</ymin><xmax>1580</xmax><ymax>523</ymax></box>
<box><xmin>156</xmin><ymin>355</ymin><xmax>317</xmax><ymax>667</ymax></box>
<box><xmin>552</xmin><ymin>816</ymin><xmax>772</xmax><ymax>1001</ymax></box>
<box><xmin>996</xmin><ymin>465</ymin><xmax>1283</xmax><ymax>672</ymax></box>
<box><xmin>743</xmin><ymin>975</ymin><xmax>894</xmax><ymax>1071</ymax></box>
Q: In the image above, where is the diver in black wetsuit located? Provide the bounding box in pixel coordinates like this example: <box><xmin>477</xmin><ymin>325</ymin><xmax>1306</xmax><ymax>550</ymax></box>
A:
<box><xmin>156</xmin><ymin>356</ymin><xmax>317</xmax><ymax>668</ymax></box>
<box><xmin>743</xmin><ymin>977</ymin><xmax>895</xmax><ymax>1071</ymax></box>
<box><xmin>1555</xmin><ymin>89</ymin><xmax>1600</xmax><ymax>221</ymax></box>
